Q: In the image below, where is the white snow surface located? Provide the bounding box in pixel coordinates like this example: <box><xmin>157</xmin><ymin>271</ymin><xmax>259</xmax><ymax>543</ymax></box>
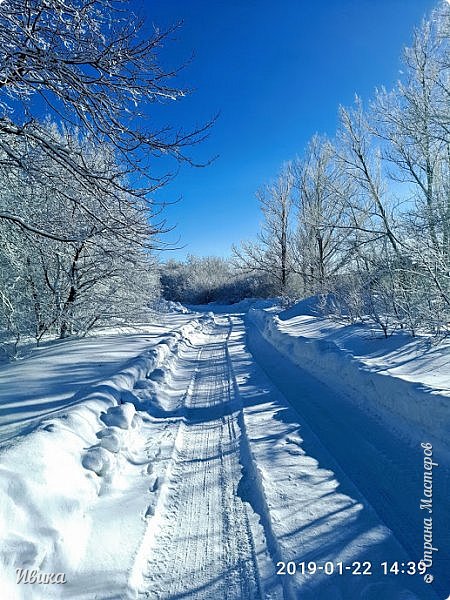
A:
<box><xmin>249</xmin><ymin>299</ymin><xmax>450</xmax><ymax>453</ymax></box>
<box><xmin>0</xmin><ymin>299</ymin><xmax>448</xmax><ymax>599</ymax></box>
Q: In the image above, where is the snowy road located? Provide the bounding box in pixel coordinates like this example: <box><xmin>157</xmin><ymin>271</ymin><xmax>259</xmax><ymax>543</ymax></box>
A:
<box><xmin>132</xmin><ymin>314</ymin><xmax>442</xmax><ymax>600</ymax></box>
<box><xmin>1</xmin><ymin>310</ymin><xmax>447</xmax><ymax>599</ymax></box>
<box><xmin>140</xmin><ymin>319</ymin><xmax>270</xmax><ymax>599</ymax></box>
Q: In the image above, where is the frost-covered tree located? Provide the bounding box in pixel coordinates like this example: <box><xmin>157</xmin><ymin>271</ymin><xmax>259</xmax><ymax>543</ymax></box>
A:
<box><xmin>0</xmin><ymin>2</ymin><xmax>211</xmax><ymax>354</ymax></box>
<box><xmin>373</xmin><ymin>2</ymin><xmax>450</xmax><ymax>321</ymax></box>
<box><xmin>160</xmin><ymin>256</ymin><xmax>270</xmax><ymax>305</ymax></box>
<box><xmin>336</xmin><ymin>98</ymin><xmax>401</xmax><ymax>256</ymax></box>
<box><xmin>233</xmin><ymin>166</ymin><xmax>295</xmax><ymax>295</ymax></box>
<box><xmin>0</xmin><ymin>126</ymin><xmax>159</xmax><ymax>353</ymax></box>
<box><xmin>0</xmin><ymin>0</ymin><xmax>212</xmax><ymax>239</ymax></box>
<box><xmin>292</xmin><ymin>135</ymin><xmax>354</xmax><ymax>294</ymax></box>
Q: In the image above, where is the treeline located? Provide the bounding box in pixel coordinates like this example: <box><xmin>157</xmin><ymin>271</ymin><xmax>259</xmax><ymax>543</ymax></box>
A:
<box><xmin>160</xmin><ymin>256</ymin><xmax>273</xmax><ymax>305</ymax></box>
<box><xmin>231</xmin><ymin>3</ymin><xmax>449</xmax><ymax>337</ymax></box>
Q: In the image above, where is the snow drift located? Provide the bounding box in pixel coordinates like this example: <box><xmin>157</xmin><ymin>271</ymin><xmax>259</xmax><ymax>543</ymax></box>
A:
<box><xmin>248</xmin><ymin>300</ymin><xmax>450</xmax><ymax>457</ymax></box>
<box><xmin>0</xmin><ymin>316</ymin><xmax>208</xmax><ymax>599</ymax></box>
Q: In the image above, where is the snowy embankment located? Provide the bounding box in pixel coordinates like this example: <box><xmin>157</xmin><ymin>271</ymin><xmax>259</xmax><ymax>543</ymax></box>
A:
<box><xmin>245</xmin><ymin>299</ymin><xmax>449</xmax><ymax>598</ymax></box>
<box><xmin>0</xmin><ymin>313</ymin><xmax>195</xmax><ymax>444</ymax></box>
<box><xmin>0</xmin><ymin>315</ymin><xmax>208</xmax><ymax>599</ymax></box>
<box><xmin>248</xmin><ymin>299</ymin><xmax>450</xmax><ymax>457</ymax></box>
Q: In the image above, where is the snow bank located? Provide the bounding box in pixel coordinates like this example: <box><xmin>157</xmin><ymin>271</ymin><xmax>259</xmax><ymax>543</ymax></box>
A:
<box><xmin>148</xmin><ymin>298</ymin><xmax>189</xmax><ymax>314</ymax></box>
<box><xmin>248</xmin><ymin>302</ymin><xmax>450</xmax><ymax>455</ymax></box>
<box><xmin>0</xmin><ymin>315</ymin><xmax>208</xmax><ymax>598</ymax></box>
<box><xmin>188</xmin><ymin>297</ymin><xmax>282</xmax><ymax>314</ymax></box>
<box><xmin>277</xmin><ymin>295</ymin><xmax>323</xmax><ymax>319</ymax></box>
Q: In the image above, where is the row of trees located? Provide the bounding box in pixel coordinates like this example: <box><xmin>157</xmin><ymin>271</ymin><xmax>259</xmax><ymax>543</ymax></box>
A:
<box><xmin>0</xmin><ymin>0</ymin><xmax>210</xmax><ymax>355</ymax></box>
<box><xmin>233</xmin><ymin>2</ymin><xmax>450</xmax><ymax>337</ymax></box>
<box><xmin>160</xmin><ymin>256</ymin><xmax>273</xmax><ymax>305</ymax></box>
<box><xmin>0</xmin><ymin>125</ymin><xmax>161</xmax><ymax>353</ymax></box>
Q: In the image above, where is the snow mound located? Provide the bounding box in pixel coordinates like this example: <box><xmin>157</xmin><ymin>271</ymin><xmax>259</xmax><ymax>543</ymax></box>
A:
<box><xmin>149</xmin><ymin>298</ymin><xmax>189</xmax><ymax>313</ymax></box>
<box><xmin>96</xmin><ymin>426</ymin><xmax>124</xmax><ymax>453</ymax></box>
<box><xmin>278</xmin><ymin>295</ymin><xmax>322</xmax><ymax>319</ymax></box>
<box><xmin>82</xmin><ymin>446</ymin><xmax>113</xmax><ymax>475</ymax></box>
<box><xmin>146</xmin><ymin>367</ymin><xmax>166</xmax><ymax>383</ymax></box>
<box><xmin>100</xmin><ymin>402</ymin><xmax>135</xmax><ymax>429</ymax></box>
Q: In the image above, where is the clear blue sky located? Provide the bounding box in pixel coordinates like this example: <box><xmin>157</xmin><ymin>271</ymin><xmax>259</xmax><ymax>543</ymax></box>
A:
<box><xmin>137</xmin><ymin>0</ymin><xmax>437</xmax><ymax>260</ymax></box>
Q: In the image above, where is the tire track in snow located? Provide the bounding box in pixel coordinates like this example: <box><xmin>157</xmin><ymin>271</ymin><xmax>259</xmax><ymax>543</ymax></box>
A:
<box><xmin>224</xmin><ymin>316</ymin><xmax>296</xmax><ymax>600</ymax></box>
<box><xmin>138</xmin><ymin>320</ymin><xmax>273</xmax><ymax>599</ymax></box>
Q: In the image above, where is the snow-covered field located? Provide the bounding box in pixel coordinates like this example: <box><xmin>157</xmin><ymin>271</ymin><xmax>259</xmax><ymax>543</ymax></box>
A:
<box><xmin>0</xmin><ymin>300</ymin><xmax>448</xmax><ymax>599</ymax></box>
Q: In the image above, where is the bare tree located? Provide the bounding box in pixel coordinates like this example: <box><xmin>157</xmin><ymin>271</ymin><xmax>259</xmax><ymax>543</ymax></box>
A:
<box><xmin>233</xmin><ymin>166</ymin><xmax>294</xmax><ymax>295</ymax></box>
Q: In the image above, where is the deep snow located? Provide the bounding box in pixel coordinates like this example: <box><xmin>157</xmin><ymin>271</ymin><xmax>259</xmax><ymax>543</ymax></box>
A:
<box><xmin>0</xmin><ymin>299</ymin><xmax>448</xmax><ymax>599</ymax></box>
